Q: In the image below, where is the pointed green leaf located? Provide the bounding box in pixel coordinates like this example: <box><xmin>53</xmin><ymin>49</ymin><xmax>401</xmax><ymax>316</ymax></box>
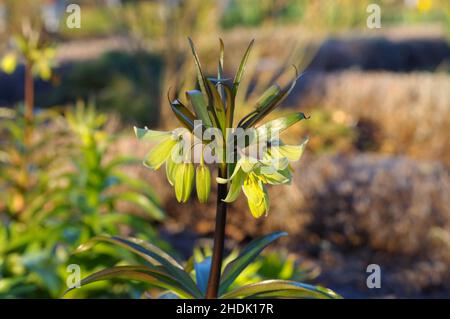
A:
<box><xmin>240</xmin><ymin>67</ymin><xmax>300</xmax><ymax>128</ymax></box>
<box><xmin>255</xmin><ymin>84</ymin><xmax>281</xmax><ymax>111</ymax></box>
<box><xmin>223</xmin><ymin>83</ymin><xmax>235</xmax><ymax>128</ymax></box>
<box><xmin>219</xmin><ymin>231</ymin><xmax>287</xmax><ymax>295</ymax></box>
<box><xmin>221</xmin><ymin>279</ymin><xmax>341</xmax><ymax>299</ymax></box>
<box><xmin>218</xmin><ymin>39</ymin><xmax>226</xmax><ymax>104</ymax></box>
<box><xmin>170</xmin><ymin>99</ymin><xmax>196</xmax><ymax>131</ymax></box>
<box><xmin>74</xmin><ymin>236</ymin><xmax>202</xmax><ymax>298</ymax></box>
<box><xmin>186</xmin><ymin>90</ymin><xmax>213</xmax><ymax>127</ymax></box>
<box><xmin>188</xmin><ymin>37</ymin><xmax>211</xmax><ymax>105</ymax></box>
<box><xmin>233</xmin><ymin>39</ymin><xmax>254</xmax><ymax>96</ymax></box>
<box><xmin>207</xmin><ymin>79</ymin><xmax>226</xmax><ymax>131</ymax></box>
<box><xmin>64</xmin><ymin>266</ymin><xmax>195</xmax><ymax>299</ymax></box>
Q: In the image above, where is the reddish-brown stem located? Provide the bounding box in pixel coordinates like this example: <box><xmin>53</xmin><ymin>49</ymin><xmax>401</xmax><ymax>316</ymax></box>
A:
<box><xmin>24</xmin><ymin>61</ymin><xmax>34</xmax><ymax>123</ymax></box>
<box><xmin>205</xmin><ymin>164</ymin><xmax>228</xmax><ymax>299</ymax></box>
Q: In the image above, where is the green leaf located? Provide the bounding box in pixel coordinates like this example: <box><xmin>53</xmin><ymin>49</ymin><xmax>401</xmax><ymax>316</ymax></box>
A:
<box><xmin>186</xmin><ymin>90</ymin><xmax>213</xmax><ymax>127</ymax></box>
<box><xmin>240</xmin><ymin>67</ymin><xmax>300</xmax><ymax>128</ymax></box>
<box><xmin>170</xmin><ymin>99</ymin><xmax>196</xmax><ymax>131</ymax></box>
<box><xmin>188</xmin><ymin>37</ymin><xmax>211</xmax><ymax>106</ymax></box>
<box><xmin>255</xmin><ymin>84</ymin><xmax>282</xmax><ymax>112</ymax></box>
<box><xmin>223</xmin><ymin>83</ymin><xmax>235</xmax><ymax>129</ymax></box>
<box><xmin>194</xmin><ymin>256</ymin><xmax>211</xmax><ymax>295</ymax></box>
<box><xmin>233</xmin><ymin>39</ymin><xmax>254</xmax><ymax>97</ymax></box>
<box><xmin>218</xmin><ymin>38</ymin><xmax>225</xmax><ymax>104</ymax></box>
<box><xmin>219</xmin><ymin>231</ymin><xmax>287</xmax><ymax>294</ymax></box>
<box><xmin>75</xmin><ymin>236</ymin><xmax>202</xmax><ymax>298</ymax></box>
<box><xmin>64</xmin><ymin>266</ymin><xmax>195</xmax><ymax>299</ymax></box>
<box><xmin>221</xmin><ymin>279</ymin><xmax>341</xmax><ymax>299</ymax></box>
<box><xmin>115</xmin><ymin>192</ymin><xmax>165</xmax><ymax>221</ymax></box>
<box><xmin>206</xmin><ymin>79</ymin><xmax>226</xmax><ymax>132</ymax></box>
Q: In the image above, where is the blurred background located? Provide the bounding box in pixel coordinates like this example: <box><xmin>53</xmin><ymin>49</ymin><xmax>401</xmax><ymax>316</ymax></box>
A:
<box><xmin>0</xmin><ymin>0</ymin><xmax>449</xmax><ymax>298</ymax></box>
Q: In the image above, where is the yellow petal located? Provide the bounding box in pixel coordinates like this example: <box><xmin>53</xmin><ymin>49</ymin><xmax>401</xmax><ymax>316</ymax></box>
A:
<box><xmin>196</xmin><ymin>164</ymin><xmax>211</xmax><ymax>203</ymax></box>
<box><xmin>277</xmin><ymin>139</ymin><xmax>308</xmax><ymax>161</ymax></box>
<box><xmin>242</xmin><ymin>175</ymin><xmax>269</xmax><ymax>218</ymax></box>
<box><xmin>240</xmin><ymin>156</ymin><xmax>258</xmax><ymax>173</ymax></box>
<box><xmin>263</xmin><ymin>170</ymin><xmax>291</xmax><ymax>185</ymax></box>
<box><xmin>134</xmin><ymin>127</ymin><xmax>172</xmax><ymax>142</ymax></box>
<box><xmin>143</xmin><ymin>137</ymin><xmax>177</xmax><ymax>170</ymax></box>
<box><xmin>223</xmin><ymin>169</ymin><xmax>246</xmax><ymax>203</ymax></box>
<box><xmin>1</xmin><ymin>53</ymin><xmax>17</xmax><ymax>74</ymax></box>
<box><xmin>165</xmin><ymin>157</ymin><xmax>177</xmax><ymax>186</ymax></box>
<box><xmin>35</xmin><ymin>62</ymin><xmax>52</xmax><ymax>81</ymax></box>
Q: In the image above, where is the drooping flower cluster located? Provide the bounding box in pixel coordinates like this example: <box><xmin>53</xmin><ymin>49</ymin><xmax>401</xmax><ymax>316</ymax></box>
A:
<box><xmin>218</xmin><ymin>115</ymin><xmax>308</xmax><ymax>218</ymax></box>
<box><xmin>135</xmin><ymin>39</ymin><xmax>308</xmax><ymax>218</ymax></box>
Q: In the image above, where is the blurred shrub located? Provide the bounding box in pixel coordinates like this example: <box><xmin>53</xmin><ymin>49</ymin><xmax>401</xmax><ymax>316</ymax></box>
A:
<box><xmin>284</xmin><ymin>109</ymin><xmax>355</xmax><ymax>154</ymax></box>
<box><xmin>297</xmin><ymin>155</ymin><xmax>450</xmax><ymax>254</ymax></box>
<box><xmin>43</xmin><ymin>51</ymin><xmax>163</xmax><ymax>126</ymax></box>
<box><xmin>221</xmin><ymin>0</ymin><xmax>269</xmax><ymax>28</ymax></box>
<box><xmin>62</xmin><ymin>102</ymin><xmax>164</xmax><ymax>239</ymax></box>
<box><xmin>221</xmin><ymin>0</ymin><xmax>450</xmax><ymax>31</ymax></box>
<box><xmin>137</xmin><ymin>143</ymin><xmax>450</xmax><ymax>293</ymax></box>
<box><xmin>295</xmin><ymin>154</ymin><xmax>450</xmax><ymax>293</ymax></box>
<box><xmin>299</xmin><ymin>71</ymin><xmax>450</xmax><ymax>166</ymax></box>
<box><xmin>59</xmin><ymin>4</ymin><xmax>117</xmax><ymax>39</ymax></box>
<box><xmin>0</xmin><ymin>106</ymin><xmax>68</xmax><ymax>297</ymax></box>
<box><xmin>0</xmin><ymin>105</ymin><xmax>165</xmax><ymax>298</ymax></box>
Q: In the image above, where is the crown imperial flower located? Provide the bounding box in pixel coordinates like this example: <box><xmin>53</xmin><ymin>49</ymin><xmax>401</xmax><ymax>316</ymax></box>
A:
<box><xmin>135</xmin><ymin>39</ymin><xmax>308</xmax><ymax>217</ymax></box>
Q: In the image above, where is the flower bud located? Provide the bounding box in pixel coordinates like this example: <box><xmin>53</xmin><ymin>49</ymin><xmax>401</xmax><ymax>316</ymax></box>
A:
<box><xmin>174</xmin><ymin>162</ymin><xmax>194</xmax><ymax>203</ymax></box>
<box><xmin>196</xmin><ymin>164</ymin><xmax>211</xmax><ymax>203</ymax></box>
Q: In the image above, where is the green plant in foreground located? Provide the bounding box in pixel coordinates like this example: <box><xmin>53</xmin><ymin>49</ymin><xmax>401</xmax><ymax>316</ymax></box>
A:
<box><xmin>0</xmin><ymin>106</ymin><xmax>165</xmax><ymax>298</ymax></box>
<box><xmin>70</xmin><ymin>39</ymin><xmax>340</xmax><ymax>299</ymax></box>
<box><xmin>63</xmin><ymin>103</ymin><xmax>165</xmax><ymax>237</ymax></box>
<box><xmin>189</xmin><ymin>244</ymin><xmax>321</xmax><ymax>291</ymax></box>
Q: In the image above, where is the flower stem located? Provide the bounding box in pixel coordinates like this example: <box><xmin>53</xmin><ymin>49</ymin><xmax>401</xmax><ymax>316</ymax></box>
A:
<box><xmin>205</xmin><ymin>164</ymin><xmax>228</xmax><ymax>299</ymax></box>
<box><xmin>24</xmin><ymin>61</ymin><xmax>34</xmax><ymax>123</ymax></box>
